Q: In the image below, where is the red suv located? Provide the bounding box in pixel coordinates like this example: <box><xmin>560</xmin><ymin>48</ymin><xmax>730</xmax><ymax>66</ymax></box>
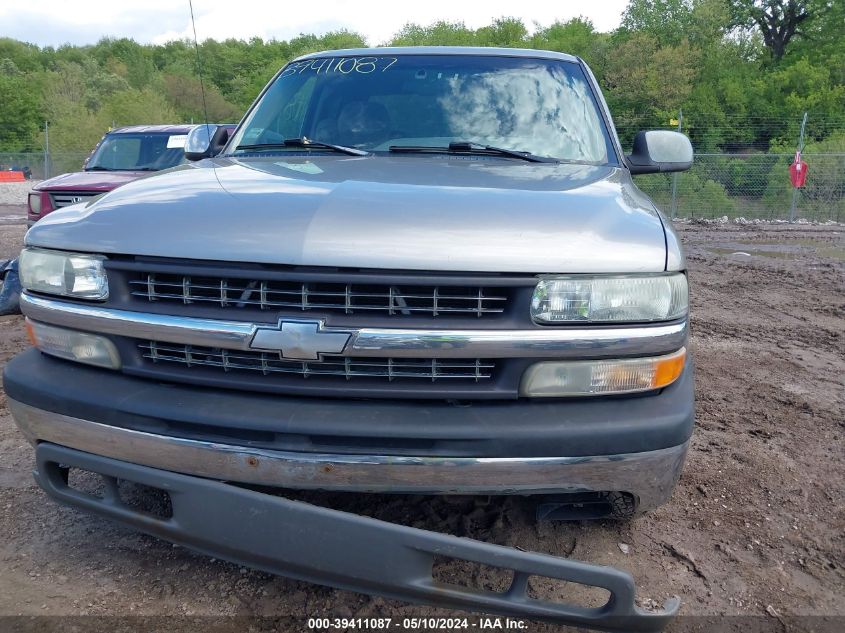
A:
<box><xmin>26</xmin><ymin>124</ymin><xmax>234</xmax><ymax>226</ymax></box>
<box><xmin>4</xmin><ymin>123</ymin><xmax>235</xmax><ymax>313</ymax></box>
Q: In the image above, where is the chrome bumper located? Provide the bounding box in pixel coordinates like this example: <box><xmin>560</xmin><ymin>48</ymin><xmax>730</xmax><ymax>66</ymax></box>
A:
<box><xmin>20</xmin><ymin>292</ymin><xmax>688</xmax><ymax>359</ymax></box>
<box><xmin>10</xmin><ymin>399</ymin><xmax>688</xmax><ymax>510</ymax></box>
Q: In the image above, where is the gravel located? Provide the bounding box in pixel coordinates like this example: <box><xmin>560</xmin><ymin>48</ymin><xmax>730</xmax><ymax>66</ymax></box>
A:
<box><xmin>0</xmin><ymin>182</ymin><xmax>40</xmax><ymax>206</ymax></box>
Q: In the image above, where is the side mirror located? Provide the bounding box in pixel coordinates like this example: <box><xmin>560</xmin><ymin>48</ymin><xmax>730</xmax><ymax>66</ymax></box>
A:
<box><xmin>184</xmin><ymin>124</ymin><xmax>231</xmax><ymax>161</ymax></box>
<box><xmin>626</xmin><ymin>130</ymin><xmax>693</xmax><ymax>175</ymax></box>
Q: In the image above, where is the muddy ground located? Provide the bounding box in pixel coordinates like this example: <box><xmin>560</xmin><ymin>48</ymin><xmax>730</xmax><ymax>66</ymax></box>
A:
<box><xmin>0</xmin><ymin>206</ymin><xmax>842</xmax><ymax>632</ymax></box>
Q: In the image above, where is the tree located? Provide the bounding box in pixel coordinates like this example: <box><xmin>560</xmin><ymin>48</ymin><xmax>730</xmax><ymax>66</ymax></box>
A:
<box><xmin>390</xmin><ymin>22</ymin><xmax>477</xmax><ymax>46</ymax></box>
<box><xmin>531</xmin><ymin>18</ymin><xmax>604</xmax><ymax>62</ymax></box>
<box><xmin>475</xmin><ymin>17</ymin><xmax>529</xmax><ymax>47</ymax></box>
<box><xmin>0</xmin><ymin>38</ymin><xmax>44</xmax><ymax>73</ymax></box>
<box><xmin>621</xmin><ymin>0</ymin><xmax>697</xmax><ymax>44</ymax></box>
<box><xmin>728</xmin><ymin>0</ymin><xmax>829</xmax><ymax>60</ymax></box>
<box><xmin>93</xmin><ymin>38</ymin><xmax>156</xmax><ymax>89</ymax></box>
<box><xmin>103</xmin><ymin>88</ymin><xmax>178</xmax><ymax>126</ymax></box>
<box><xmin>0</xmin><ymin>73</ymin><xmax>42</xmax><ymax>150</ymax></box>
<box><xmin>602</xmin><ymin>33</ymin><xmax>699</xmax><ymax>125</ymax></box>
<box><xmin>163</xmin><ymin>73</ymin><xmax>241</xmax><ymax>122</ymax></box>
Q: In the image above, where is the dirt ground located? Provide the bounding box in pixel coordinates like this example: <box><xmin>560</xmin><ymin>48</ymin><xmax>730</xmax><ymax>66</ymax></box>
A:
<box><xmin>0</xmin><ymin>205</ymin><xmax>842</xmax><ymax>632</ymax></box>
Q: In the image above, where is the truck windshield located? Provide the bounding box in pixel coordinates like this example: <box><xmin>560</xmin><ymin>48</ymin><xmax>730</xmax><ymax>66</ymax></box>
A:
<box><xmin>86</xmin><ymin>133</ymin><xmax>188</xmax><ymax>171</ymax></box>
<box><xmin>229</xmin><ymin>54</ymin><xmax>613</xmax><ymax>164</ymax></box>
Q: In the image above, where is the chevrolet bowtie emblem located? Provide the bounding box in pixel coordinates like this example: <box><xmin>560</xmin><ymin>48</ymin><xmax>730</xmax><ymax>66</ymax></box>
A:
<box><xmin>249</xmin><ymin>319</ymin><xmax>352</xmax><ymax>361</ymax></box>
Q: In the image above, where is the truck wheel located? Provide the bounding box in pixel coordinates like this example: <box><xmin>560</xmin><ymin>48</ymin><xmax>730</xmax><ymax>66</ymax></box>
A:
<box><xmin>602</xmin><ymin>491</ymin><xmax>637</xmax><ymax>520</ymax></box>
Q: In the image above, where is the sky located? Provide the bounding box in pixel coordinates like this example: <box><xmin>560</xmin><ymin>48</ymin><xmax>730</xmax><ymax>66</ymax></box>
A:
<box><xmin>1</xmin><ymin>0</ymin><xmax>629</xmax><ymax>47</ymax></box>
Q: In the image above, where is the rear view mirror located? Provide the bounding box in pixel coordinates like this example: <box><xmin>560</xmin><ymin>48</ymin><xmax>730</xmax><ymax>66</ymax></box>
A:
<box><xmin>626</xmin><ymin>130</ymin><xmax>693</xmax><ymax>175</ymax></box>
<box><xmin>184</xmin><ymin>124</ymin><xmax>231</xmax><ymax>161</ymax></box>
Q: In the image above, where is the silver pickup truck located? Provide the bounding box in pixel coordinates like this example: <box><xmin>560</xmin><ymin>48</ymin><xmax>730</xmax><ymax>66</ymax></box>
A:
<box><xmin>6</xmin><ymin>47</ymin><xmax>693</xmax><ymax>631</ymax></box>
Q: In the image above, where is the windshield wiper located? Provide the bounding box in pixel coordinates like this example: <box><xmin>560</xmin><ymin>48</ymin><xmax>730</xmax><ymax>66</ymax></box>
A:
<box><xmin>389</xmin><ymin>141</ymin><xmax>558</xmax><ymax>163</ymax></box>
<box><xmin>85</xmin><ymin>166</ymin><xmax>115</xmax><ymax>172</ymax></box>
<box><xmin>236</xmin><ymin>138</ymin><xmax>369</xmax><ymax>157</ymax></box>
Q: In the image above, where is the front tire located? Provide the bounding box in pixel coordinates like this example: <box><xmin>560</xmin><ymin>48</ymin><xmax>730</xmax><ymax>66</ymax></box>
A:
<box><xmin>535</xmin><ymin>491</ymin><xmax>637</xmax><ymax>522</ymax></box>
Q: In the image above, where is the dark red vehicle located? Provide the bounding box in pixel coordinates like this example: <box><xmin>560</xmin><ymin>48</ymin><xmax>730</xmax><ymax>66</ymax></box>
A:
<box><xmin>26</xmin><ymin>124</ymin><xmax>234</xmax><ymax>226</ymax></box>
<box><xmin>5</xmin><ymin>123</ymin><xmax>235</xmax><ymax>314</ymax></box>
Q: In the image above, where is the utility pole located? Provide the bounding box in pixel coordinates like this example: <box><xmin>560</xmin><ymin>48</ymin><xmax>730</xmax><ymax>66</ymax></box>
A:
<box><xmin>670</xmin><ymin>109</ymin><xmax>683</xmax><ymax>219</ymax></box>
<box><xmin>789</xmin><ymin>112</ymin><xmax>808</xmax><ymax>222</ymax></box>
<box><xmin>43</xmin><ymin>120</ymin><xmax>49</xmax><ymax>180</ymax></box>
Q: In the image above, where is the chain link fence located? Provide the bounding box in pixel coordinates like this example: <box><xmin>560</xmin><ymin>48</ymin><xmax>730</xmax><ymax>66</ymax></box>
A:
<box><xmin>0</xmin><ymin>152</ymin><xmax>90</xmax><ymax>180</ymax></box>
<box><xmin>616</xmin><ymin>112</ymin><xmax>845</xmax><ymax>223</ymax></box>
<box><xmin>0</xmin><ymin>121</ymin><xmax>92</xmax><ymax>181</ymax></box>
<box><xmin>635</xmin><ymin>153</ymin><xmax>845</xmax><ymax>222</ymax></box>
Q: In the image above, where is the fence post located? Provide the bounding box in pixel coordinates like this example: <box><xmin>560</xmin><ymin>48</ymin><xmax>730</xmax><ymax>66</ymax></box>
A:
<box><xmin>43</xmin><ymin>120</ymin><xmax>50</xmax><ymax>180</ymax></box>
<box><xmin>789</xmin><ymin>112</ymin><xmax>807</xmax><ymax>222</ymax></box>
<box><xmin>670</xmin><ymin>109</ymin><xmax>683</xmax><ymax>219</ymax></box>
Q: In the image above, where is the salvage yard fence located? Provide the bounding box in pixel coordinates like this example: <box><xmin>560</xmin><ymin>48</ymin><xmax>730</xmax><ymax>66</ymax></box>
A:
<box><xmin>636</xmin><ymin>152</ymin><xmax>845</xmax><ymax>223</ymax></box>
<box><xmin>0</xmin><ymin>152</ymin><xmax>90</xmax><ymax>181</ymax></box>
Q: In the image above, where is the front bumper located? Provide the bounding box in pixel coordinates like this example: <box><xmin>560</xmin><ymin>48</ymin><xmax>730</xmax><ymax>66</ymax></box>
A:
<box><xmin>32</xmin><ymin>442</ymin><xmax>679</xmax><ymax>631</ymax></box>
<box><xmin>4</xmin><ymin>349</ymin><xmax>693</xmax><ymax>508</ymax></box>
<box><xmin>10</xmin><ymin>398</ymin><xmax>688</xmax><ymax>508</ymax></box>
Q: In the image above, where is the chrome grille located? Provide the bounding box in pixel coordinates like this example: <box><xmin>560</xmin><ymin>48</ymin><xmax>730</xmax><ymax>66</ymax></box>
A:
<box><xmin>139</xmin><ymin>341</ymin><xmax>495</xmax><ymax>382</ymax></box>
<box><xmin>49</xmin><ymin>191</ymin><xmax>100</xmax><ymax>208</ymax></box>
<box><xmin>129</xmin><ymin>273</ymin><xmax>507</xmax><ymax>317</ymax></box>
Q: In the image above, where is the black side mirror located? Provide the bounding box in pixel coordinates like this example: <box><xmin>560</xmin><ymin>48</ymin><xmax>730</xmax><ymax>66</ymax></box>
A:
<box><xmin>184</xmin><ymin>124</ymin><xmax>231</xmax><ymax>161</ymax></box>
<box><xmin>626</xmin><ymin>130</ymin><xmax>693</xmax><ymax>175</ymax></box>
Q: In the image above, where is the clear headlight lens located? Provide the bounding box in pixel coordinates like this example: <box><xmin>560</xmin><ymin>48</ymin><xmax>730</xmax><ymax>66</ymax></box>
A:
<box><xmin>531</xmin><ymin>274</ymin><xmax>688</xmax><ymax>323</ymax></box>
<box><xmin>25</xmin><ymin>319</ymin><xmax>121</xmax><ymax>369</ymax></box>
<box><xmin>19</xmin><ymin>248</ymin><xmax>108</xmax><ymax>300</ymax></box>
<box><xmin>520</xmin><ymin>348</ymin><xmax>686</xmax><ymax>397</ymax></box>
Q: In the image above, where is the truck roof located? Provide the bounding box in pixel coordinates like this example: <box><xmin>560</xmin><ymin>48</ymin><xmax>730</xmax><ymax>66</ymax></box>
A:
<box><xmin>293</xmin><ymin>46</ymin><xmax>579</xmax><ymax>64</ymax></box>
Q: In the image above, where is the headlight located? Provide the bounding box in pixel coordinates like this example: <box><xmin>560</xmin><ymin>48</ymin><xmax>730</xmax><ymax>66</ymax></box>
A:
<box><xmin>19</xmin><ymin>248</ymin><xmax>108</xmax><ymax>300</ymax></box>
<box><xmin>28</xmin><ymin>193</ymin><xmax>42</xmax><ymax>214</ymax></box>
<box><xmin>520</xmin><ymin>348</ymin><xmax>686</xmax><ymax>397</ymax></box>
<box><xmin>531</xmin><ymin>274</ymin><xmax>687</xmax><ymax>323</ymax></box>
<box><xmin>25</xmin><ymin>319</ymin><xmax>121</xmax><ymax>369</ymax></box>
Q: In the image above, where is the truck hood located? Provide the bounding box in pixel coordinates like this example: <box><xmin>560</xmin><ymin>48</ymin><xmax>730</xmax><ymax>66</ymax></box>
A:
<box><xmin>35</xmin><ymin>170</ymin><xmax>151</xmax><ymax>192</ymax></box>
<box><xmin>26</xmin><ymin>155</ymin><xmax>674</xmax><ymax>273</ymax></box>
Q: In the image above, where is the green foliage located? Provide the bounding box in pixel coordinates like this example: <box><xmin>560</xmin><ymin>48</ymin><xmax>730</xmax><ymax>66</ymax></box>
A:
<box><xmin>391</xmin><ymin>22</ymin><xmax>478</xmax><ymax>46</ymax></box>
<box><xmin>163</xmin><ymin>73</ymin><xmax>241</xmax><ymax>123</ymax></box>
<box><xmin>637</xmin><ymin>170</ymin><xmax>738</xmax><ymax>217</ymax></box>
<box><xmin>530</xmin><ymin>18</ymin><xmax>606</xmax><ymax>61</ymax></box>
<box><xmin>727</xmin><ymin>0</ymin><xmax>838</xmax><ymax>61</ymax></box>
<box><xmin>603</xmin><ymin>33</ymin><xmax>699</xmax><ymax>122</ymax></box>
<box><xmin>0</xmin><ymin>6</ymin><xmax>842</xmax><ymax>160</ymax></box>
<box><xmin>621</xmin><ymin>0</ymin><xmax>698</xmax><ymax>44</ymax></box>
<box><xmin>104</xmin><ymin>88</ymin><xmax>179</xmax><ymax>126</ymax></box>
<box><xmin>0</xmin><ymin>38</ymin><xmax>46</xmax><ymax>73</ymax></box>
<box><xmin>475</xmin><ymin>18</ymin><xmax>529</xmax><ymax>47</ymax></box>
<box><xmin>0</xmin><ymin>73</ymin><xmax>42</xmax><ymax>150</ymax></box>
<box><xmin>92</xmin><ymin>38</ymin><xmax>157</xmax><ymax>89</ymax></box>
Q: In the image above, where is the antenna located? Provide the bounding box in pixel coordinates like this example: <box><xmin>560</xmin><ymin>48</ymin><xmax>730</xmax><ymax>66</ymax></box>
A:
<box><xmin>188</xmin><ymin>0</ymin><xmax>211</xmax><ymax>132</ymax></box>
